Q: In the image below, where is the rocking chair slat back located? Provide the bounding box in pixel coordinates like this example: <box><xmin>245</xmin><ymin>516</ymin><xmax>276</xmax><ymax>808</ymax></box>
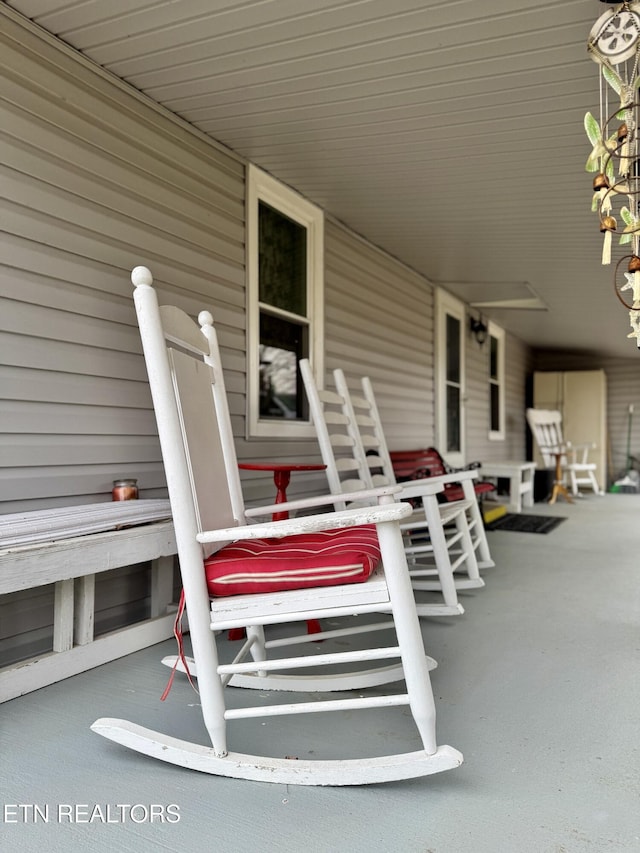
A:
<box><xmin>352</xmin><ymin>372</ymin><xmax>494</xmax><ymax>573</ymax></box>
<box><xmin>167</xmin><ymin>349</ymin><xmax>237</xmax><ymax>550</ymax></box>
<box><xmin>526</xmin><ymin>410</ymin><xmax>565</xmax><ymax>468</ymax></box>
<box><xmin>301</xmin><ymin>362</ymin><xmax>484</xmax><ymax>613</ymax></box>
<box><xmin>300</xmin><ymin>360</ymin><xmax>372</xmax><ymax>506</ymax></box>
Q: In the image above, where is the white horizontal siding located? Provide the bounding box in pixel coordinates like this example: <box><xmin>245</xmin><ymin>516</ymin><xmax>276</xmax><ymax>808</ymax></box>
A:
<box><xmin>0</xmin><ymin>13</ymin><xmax>245</xmax><ymax>513</ymax></box>
<box><xmin>607</xmin><ymin>364</ymin><xmax>640</xmax><ymax>482</ymax></box>
<box><xmin>0</xmin><ymin>4</ymin><xmax>537</xmax><ymax>516</ymax></box>
<box><xmin>324</xmin><ymin>219</ymin><xmax>435</xmax><ymax>452</ymax></box>
<box><xmin>5</xmin><ymin>434</ymin><xmax>163</xmax><ymax>468</ymax></box>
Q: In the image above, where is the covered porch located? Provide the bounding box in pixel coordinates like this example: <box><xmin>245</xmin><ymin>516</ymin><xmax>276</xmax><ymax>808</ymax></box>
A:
<box><xmin>2</xmin><ymin>492</ymin><xmax>638</xmax><ymax>852</ymax></box>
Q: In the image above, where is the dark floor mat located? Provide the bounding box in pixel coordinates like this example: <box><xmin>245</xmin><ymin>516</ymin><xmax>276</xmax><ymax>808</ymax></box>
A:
<box><xmin>486</xmin><ymin>513</ymin><xmax>566</xmax><ymax>534</ymax></box>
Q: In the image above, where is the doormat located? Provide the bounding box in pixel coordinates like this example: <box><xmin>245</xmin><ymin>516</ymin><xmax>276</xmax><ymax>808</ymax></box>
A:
<box><xmin>486</xmin><ymin>513</ymin><xmax>567</xmax><ymax>534</ymax></box>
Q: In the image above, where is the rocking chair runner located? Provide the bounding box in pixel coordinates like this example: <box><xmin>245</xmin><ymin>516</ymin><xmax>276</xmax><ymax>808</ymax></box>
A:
<box><xmin>300</xmin><ymin>362</ymin><xmax>485</xmax><ymax>617</ymax></box>
<box><xmin>91</xmin><ymin>267</ymin><xmax>462</xmax><ymax>786</ymax></box>
<box><xmin>526</xmin><ymin>408</ymin><xmax>602</xmax><ymax>500</ymax></box>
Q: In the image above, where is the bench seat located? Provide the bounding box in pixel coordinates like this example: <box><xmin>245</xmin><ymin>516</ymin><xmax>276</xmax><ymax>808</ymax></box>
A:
<box><xmin>0</xmin><ymin>500</ymin><xmax>176</xmax><ymax>702</ymax></box>
<box><xmin>389</xmin><ymin>449</ymin><xmax>496</xmax><ymax>503</ymax></box>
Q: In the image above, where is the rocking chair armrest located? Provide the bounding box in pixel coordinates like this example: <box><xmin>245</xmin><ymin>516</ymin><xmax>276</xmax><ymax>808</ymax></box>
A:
<box><xmin>395</xmin><ymin>470</ymin><xmax>478</xmax><ymax>500</ymax></box>
<box><xmin>564</xmin><ymin>441</ymin><xmax>595</xmax><ymax>464</ymax></box>
<box><xmin>394</xmin><ymin>477</ymin><xmax>458</xmax><ymax>500</ymax></box>
<box><xmin>424</xmin><ymin>469</ymin><xmax>478</xmax><ymax>485</ymax></box>
<box><xmin>565</xmin><ymin>441</ymin><xmax>596</xmax><ymax>451</ymax></box>
<box><xmin>244</xmin><ymin>485</ymin><xmax>406</xmax><ymax>519</ymax></box>
<box><xmin>197</xmin><ymin>501</ymin><xmax>414</xmax><ymax>543</ymax></box>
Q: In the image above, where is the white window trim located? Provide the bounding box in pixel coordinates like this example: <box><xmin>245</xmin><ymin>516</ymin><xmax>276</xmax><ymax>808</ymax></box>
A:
<box><xmin>246</xmin><ymin>164</ymin><xmax>324</xmax><ymax>439</ymax></box>
<box><xmin>488</xmin><ymin>321</ymin><xmax>505</xmax><ymax>441</ymax></box>
<box><xmin>435</xmin><ymin>289</ymin><xmax>466</xmax><ymax>468</ymax></box>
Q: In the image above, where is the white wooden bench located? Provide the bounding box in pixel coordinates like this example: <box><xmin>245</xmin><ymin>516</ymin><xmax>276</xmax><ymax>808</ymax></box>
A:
<box><xmin>479</xmin><ymin>462</ymin><xmax>537</xmax><ymax>514</ymax></box>
<box><xmin>0</xmin><ymin>500</ymin><xmax>176</xmax><ymax>702</ymax></box>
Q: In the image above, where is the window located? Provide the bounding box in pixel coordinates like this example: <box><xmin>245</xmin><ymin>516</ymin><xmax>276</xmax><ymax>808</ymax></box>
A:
<box><xmin>445</xmin><ymin>313</ymin><xmax>462</xmax><ymax>454</ymax></box>
<box><xmin>246</xmin><ymin>165</ymin><xmax>324</xmax><ymax>438</ymax></box>
<box><xmin>435</xmin><ymin>290</ymin><xmax>466</xmax><ymax>467</ymax></box>
<box><xmin>488</xmin><ymin>322</ymin><xmax>505</xmax><ymax>440</ymax></box>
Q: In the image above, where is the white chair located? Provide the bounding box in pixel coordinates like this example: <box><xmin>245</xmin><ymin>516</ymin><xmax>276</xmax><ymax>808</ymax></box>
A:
<box><xmin>357</xmin><ymin>375</ymin><xmax>494</xmax><ymax>571</ymax></box>
<box><xmin>300</xmin><ymin>361</ymin><xmax>484</xmax><ymax>618</ymax></box>
<box><xmin>338</xmin><ymin>369</ymin><xmax>491</xmax><ymax>587</ymax></box>
<box><xmin>91</xmin><ymin>266</ymin><xmax>462</xmax><ymax>786</ymax></box>
<box><xmin>526</xmin><ymin>408</ymin><xmax>602</xmax><ymax>499</ymax></box>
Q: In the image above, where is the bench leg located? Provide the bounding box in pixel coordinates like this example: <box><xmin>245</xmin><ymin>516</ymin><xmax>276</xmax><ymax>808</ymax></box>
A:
<box><xmin>74</xmin><ymin>575</ymin><xmax>95</xmax><ymax>646</ymax></box>
<box><xmin>150</xmin><ymin>556</ymin><xmax>175</xmax><ymax>618</ymax></box>
<box><xmin>508</xmin><ymin>473</ymin><xmax>522</xmax><ymax>514</ymax></box>
<box><xmin>522</xmin><ymin>468</ymin><xmax>534</xmax><ymax>509</ymax></box>
<box><xmin>53</xmin><ymin>579</ymin><xmax>74</xmax><ymax>653</ymax></box>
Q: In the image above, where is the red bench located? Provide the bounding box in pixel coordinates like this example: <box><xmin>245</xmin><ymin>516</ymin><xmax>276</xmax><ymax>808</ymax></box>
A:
<box><xmin>389</xmin><ymin>448</ymin><xmax>496</xmax><ymax>503</ymax></box>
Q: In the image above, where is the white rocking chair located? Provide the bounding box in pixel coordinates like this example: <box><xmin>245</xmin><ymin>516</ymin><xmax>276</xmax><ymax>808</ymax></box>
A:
<box><xmin>357</xmin><ymin>375</ymin><xmax>494</xmax><ymax>572</ymax></box>
<box><xmin>526</xmin><ymin>408</ymin><xmax>602</xmax><ymax>499</ymax></box>
<box><xmin>300</xmin><ymin>361</ymin><xmax>484</xmax><ymax>618</ymax></box>
<box><xmin>91</xmin><ymin>266</ymin><xmax>462</xmax><ymax>786</ymax></box>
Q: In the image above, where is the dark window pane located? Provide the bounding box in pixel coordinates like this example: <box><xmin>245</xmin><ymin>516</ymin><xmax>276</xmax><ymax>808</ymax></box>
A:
<box><xmin>490</xmin><ymin>335</ymin><xmax>498</xmax><ymax>379</ymax></box>
<box><xmin>259</xmin><ymin>312</ymin><xmax>308</xmax><ymax>420</ymax></box>
<box><xmin>258</xmin><ymin>202</ymin><xmax>307</xmax><ymax>315</ymax></box>
<box><xmin>446</xmin><ymin>314</ymin><xmax>460</xmax><ymax>383</ymax></box>
<box><xmin>446</xmin><ymin>385</ymin><xmax>461</xmax><ymax>453</ymax></box>
<box><xmin>490</xmin><ymin>383</ymin><xmax>500</xmax><ymax>432</ymax></box>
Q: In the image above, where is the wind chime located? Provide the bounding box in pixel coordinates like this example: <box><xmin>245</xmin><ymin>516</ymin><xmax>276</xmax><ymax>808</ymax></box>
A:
<box><xmin>586</xmin><ymin>1</ymin><xmax>640</xmax><ymax>346</ymax></box>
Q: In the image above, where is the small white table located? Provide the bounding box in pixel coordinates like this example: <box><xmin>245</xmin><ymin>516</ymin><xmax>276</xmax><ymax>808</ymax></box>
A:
<box><xmin>480</xmin><ymin>461</ymin><xmax>537</xmax><ymax>514</ymax></box>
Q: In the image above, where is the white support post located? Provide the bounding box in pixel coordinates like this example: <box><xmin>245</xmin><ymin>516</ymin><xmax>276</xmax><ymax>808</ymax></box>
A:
<box><xmin>74</xmin><ymin>574</ymin><xmax>95</xmax><ymax>646</ymax></box>
<box><xmin>53</xmin><ymin>579</ymin><xmax>74</xmax><ymax>653</ymax></box>
<box><xmin>150</xmin><ymin>555</ymin><xmax>175</xmax><ymax>618</ymax></box>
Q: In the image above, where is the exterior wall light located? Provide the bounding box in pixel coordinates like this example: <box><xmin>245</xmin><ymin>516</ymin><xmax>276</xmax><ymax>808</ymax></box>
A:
<box><xmin>469</xmin><ymin>316</ymin><xmax>488</xmax><ymax>346</ymax></box>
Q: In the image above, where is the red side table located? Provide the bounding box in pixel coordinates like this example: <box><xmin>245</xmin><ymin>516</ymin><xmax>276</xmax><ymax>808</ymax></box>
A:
<box><xmin>234</xmin><ymin>461</ymin><xmax>328</xmax><ymax>638</ymax></box>
<box><xmin>239</xmin><ymin>462</ymin><xmax>327</xmax><ymax>520</ymax></box>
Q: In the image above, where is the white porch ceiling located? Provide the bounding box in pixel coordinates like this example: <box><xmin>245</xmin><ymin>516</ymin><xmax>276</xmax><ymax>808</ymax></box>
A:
<box><xmin>5</xmin><ymin>0</ymin><xmax>638</xmax><ymax>358</ymax></box>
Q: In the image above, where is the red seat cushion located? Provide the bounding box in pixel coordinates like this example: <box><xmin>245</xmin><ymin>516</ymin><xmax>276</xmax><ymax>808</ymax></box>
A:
<box><xmin>204</xmin><ymin>525</ymin><xmax>381</xmax><ymax>596</ymax></box>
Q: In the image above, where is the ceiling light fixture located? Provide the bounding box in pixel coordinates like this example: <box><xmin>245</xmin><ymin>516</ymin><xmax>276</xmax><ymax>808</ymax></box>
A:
<box><xmin>586</xmin><ymin>0</ymin><xmax>640</xmax><ymax>347</ymax></box>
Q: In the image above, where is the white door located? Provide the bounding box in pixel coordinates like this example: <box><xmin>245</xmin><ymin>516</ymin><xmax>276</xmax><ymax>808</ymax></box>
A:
<box><xmin>435</xmin><ymin>290</ymin><xmax>466</xmax><ymax>467</ymax></box>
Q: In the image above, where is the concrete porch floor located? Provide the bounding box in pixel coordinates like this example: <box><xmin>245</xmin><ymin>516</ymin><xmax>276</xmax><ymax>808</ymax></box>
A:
<box><xmin>1</xmin><ymin>493</ymin><xmax>639</xmax><ymax>853</ymax></box>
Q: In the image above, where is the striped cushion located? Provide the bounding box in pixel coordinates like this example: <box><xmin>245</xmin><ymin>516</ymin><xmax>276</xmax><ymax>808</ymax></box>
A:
<box><xmin>204</xmin><ymin>525</ymin><xmax>381</xmax><ymax>596</ymax></box>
